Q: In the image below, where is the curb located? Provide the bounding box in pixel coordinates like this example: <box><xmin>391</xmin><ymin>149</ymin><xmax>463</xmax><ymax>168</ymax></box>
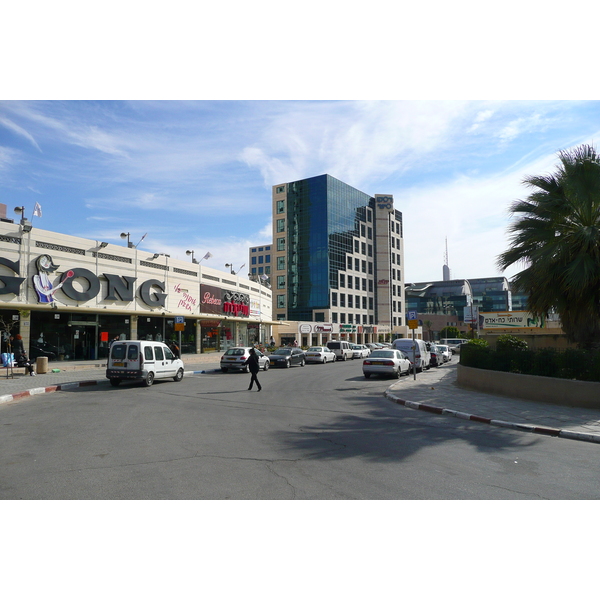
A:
<box><xmin>384</xmin><ymin>391</ymin><xmax>600</xmax><ymax>445</ymax></box>
<box><xmin>0</xmin><ymin>369</ymin><xmax>212</xmax><ymax>405</ymax></box>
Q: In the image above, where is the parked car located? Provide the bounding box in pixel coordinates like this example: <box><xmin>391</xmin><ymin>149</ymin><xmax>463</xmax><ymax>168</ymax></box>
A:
<box><xmin>429</xmin><ymin>344</ymin><xmax>442</xmax><ymax>367</ymax></box>
<box><xmin>220</xmin><ymin>347</ymin><xmax>270</xmax><ymax>373</ymax></box>
<box><xmin>305</xmin><ymin>346</ymin><xmax>336</xmax><ymax>364</ymax></box>
<box><xmin>363</xmin><ymin>349</ymin><xmax>411</xmax><ymax>379</ymax></box>
<box><xmin>366</xmin><ymin>343</ymin><xmax>380</xmax><ymax>351</ymax></box>
<box><xmin>437</xmin><ymin>344</ymin><xmax>452</xmax><ymax>362</ymax></box>
<box><xmin>392</xmin><ymin>338</ymin><xmax>431</xmax><ymax>372</ymax></box>
<box><xmin>106</xmin><ymin>340</ymin><xmax>184</xmax><ymax>387</ymax></box>
<box><xmin>440</xmin><ymin>338</ymin><xmax>469</xmax><ymax>354</ymax></box>
<box><xmin>326</xmin><ymin>340</ymin><xmax>354</xmax><ymax>361</ymax></box>
<box><xmin>269</xmin><ymin>347</ymin><xmax>306</xmax><ymax>368</ymax></box>
<box><xmin>351</xmin><ymin>344</ymin><xmax>370</xmax><ymax>359</ymax></box>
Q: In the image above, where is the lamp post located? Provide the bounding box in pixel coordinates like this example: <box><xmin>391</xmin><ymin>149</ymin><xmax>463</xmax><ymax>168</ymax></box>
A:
<box><xmin>186</xmin><ymin>250</ymin><xmax>198</xmax><ymax>264</ymax></box>
<box><xmin>120</xmin><ymin>232</ymin><xmax>133</xmax><ymax>248</ymax></box>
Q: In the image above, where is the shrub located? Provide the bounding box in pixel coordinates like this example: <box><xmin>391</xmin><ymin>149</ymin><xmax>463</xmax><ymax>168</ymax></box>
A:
<box><xmin>496</xmin><ymin>334</ymin><xmax>528</xmax><ymax>351</ymax></box>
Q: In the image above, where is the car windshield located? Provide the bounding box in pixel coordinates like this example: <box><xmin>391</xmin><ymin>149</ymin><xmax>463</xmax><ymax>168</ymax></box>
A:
<box><xmin>273</xmin><ymin>348</ymin><xmax>292</xmax><ymax>355</ymax></box>
<box><xmin>370</xmin><ymin>350</ymin><xmax>395</xmax><ymax>358</ymax></box>
<box><xmin>225</xmin><ymin>348</ymin><xmax>246</xmax><ymax>356</ymax></box>
<box><xmin>308</xmin><ymin>347</ymin><xmax>323</xmax><ymax>352</ymax></box>
<box><xmin>351</xmin><ymin>345</ymin><xmax>361</xmax><ymax>349</ymax></box>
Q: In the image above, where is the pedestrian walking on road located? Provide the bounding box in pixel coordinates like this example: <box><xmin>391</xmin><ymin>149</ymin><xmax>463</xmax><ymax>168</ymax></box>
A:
<box><xmin>246</xmin><ymin>348</ymin><xmax>262</xmax><ymax>392</ymax></box>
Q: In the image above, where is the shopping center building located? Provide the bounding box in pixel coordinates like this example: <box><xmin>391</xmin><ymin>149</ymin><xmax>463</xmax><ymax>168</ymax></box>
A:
<box><xmin>0</xmin><ymin>205</ymin><xmax>273</xmax><ymax>361</ymax></box>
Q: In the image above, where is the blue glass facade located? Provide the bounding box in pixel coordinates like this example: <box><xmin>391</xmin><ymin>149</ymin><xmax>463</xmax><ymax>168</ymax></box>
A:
<box><xmin>286</xmin><ymin>174</ymin><xmax>372</xmax><ymax>321</ymax></box>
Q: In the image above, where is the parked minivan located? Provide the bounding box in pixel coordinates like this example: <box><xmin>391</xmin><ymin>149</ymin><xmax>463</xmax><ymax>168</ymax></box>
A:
<box><xmin>391</xmin><ymin>338</ymin><xmax>431</xmax><ymax>372</ymax></box>
<box><xmin>106</xmin><ymin>340</ymin><xmax>185</xmax><ymax>387</ymax></box>
<box><xmin>326</xmin><ymin>340</ymin><xmax>354</xmax><ymax>361</ymax></box>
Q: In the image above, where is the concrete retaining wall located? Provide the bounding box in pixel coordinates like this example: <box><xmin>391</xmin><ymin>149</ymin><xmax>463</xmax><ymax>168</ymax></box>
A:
<box><xmin>457</xmin><ymin>364</ymin><xmax>600</xmax><ymax>409</ymax></box>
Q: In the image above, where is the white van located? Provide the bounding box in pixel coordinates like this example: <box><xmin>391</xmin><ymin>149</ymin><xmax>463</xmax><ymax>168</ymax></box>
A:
<box><xmin>106</xmin><ymin>340</ymin><xmax>185</xmax><ymax>387</ymax></box>
<box><xmin>326</xmin><ymin>340</ymin><xmax>354</xmax><ymax>361</ymax></box>
<box><xmin>392</xmin><ymin>338</ymin><xmax>431</xmax><ymax>372</ymax></box>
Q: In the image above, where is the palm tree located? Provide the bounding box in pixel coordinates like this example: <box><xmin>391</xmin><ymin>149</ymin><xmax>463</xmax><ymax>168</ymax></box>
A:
<box><xmin>497</xmin><ymin>144</ymin><xmax>600</xmax><ymax>347</ymax></box>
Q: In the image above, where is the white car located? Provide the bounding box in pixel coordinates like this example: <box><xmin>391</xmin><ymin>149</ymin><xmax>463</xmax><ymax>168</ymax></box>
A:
<box><xmin>305</xmin><ymin>346</ymin><xmax>336</xmax><ymax>364</ymax></box>
<box><xmin>220</xmin><ymin>347</ymin><xmax>270</xmax><ymax>372</ymax></box>
<box><xmin>351</xmin><ymin>344</ymin><xmax>370</xmax><ymax>359</ymax></box>
<box><xmin>363</xmin><ymin>349</ymin><xmax>411</xmax><ymax>379</ymax></box>
<box><xmin>437</xmin><ymin>344</ymin><xmax>452</xmax><ymax>362</ymax></box>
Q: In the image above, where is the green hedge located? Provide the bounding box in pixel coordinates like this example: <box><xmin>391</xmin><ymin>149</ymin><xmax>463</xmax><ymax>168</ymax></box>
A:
<box><xmin>459</xmin><ymin>344</ymin><xmax>600</xmax><ymax>382</ymax></box>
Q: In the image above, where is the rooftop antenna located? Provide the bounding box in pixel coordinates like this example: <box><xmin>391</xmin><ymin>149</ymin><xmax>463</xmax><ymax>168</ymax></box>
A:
<box><xmin>443</xmin><ymin>237</ymin><xmax>451</xmax><ymax>281</ymax></box>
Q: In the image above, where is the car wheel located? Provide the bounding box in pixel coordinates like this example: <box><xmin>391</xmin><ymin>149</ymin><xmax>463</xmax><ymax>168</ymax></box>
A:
<box><xmin>243</xmin><ymin>364</ymin><xmax>250</xmax><ymax>373</ymax></box>
<box><xmin>285</xmin><ymin>360</ymin><xmax>291</xmax><ymax>368</ymax></box>
<box><xmin>343</xmin><ymin>354</ymin><xmax>347</xmax><ymax>361</ymax></box>
<box><xmin>143</xmin><ymin>371</ymin><xmax>155</xmax><ymax>387</ymax></box>
<box><xmin>322</xmin><ymin>357</ymin><xmax>326</xmax><ymax>364</ymax></box>
<box><xmin>263</xmin><ymin>361</ymin><xmax>269</xmax><ymax>371</ymax></box>
<box><xmin>364</xmin><ymin>373</ymin><xmax>371</xmax><ymax>379</ymax></box>
<box><xmin>300</xmin><ymin>359</ymin><xmax>305</xmax><ymax>367</ymax></box>
<box><xmin>396</xmin><ymin>368</ymin><xmax>402</xmax><ymax>378</ymax></box>
<box><xmin>110</xmin><ymin>378</ymin><xmax>121</xmax><ymax>387</ymax></box>
<box><xmin>221</xmin><ymin>367</ymin><xmax>228</xmax><ymax>373</ymax></box>
<box><xmin>173</xmin><ymin>368</ymin><xmax>184</xmax><ymax>382</ymax></box>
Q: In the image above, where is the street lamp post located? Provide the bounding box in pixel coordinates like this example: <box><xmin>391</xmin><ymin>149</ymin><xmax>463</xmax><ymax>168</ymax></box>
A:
<box><xmin>120</xmin><ymin>232</ymin><xmax>133</xmax><ymax>248</ymax></box>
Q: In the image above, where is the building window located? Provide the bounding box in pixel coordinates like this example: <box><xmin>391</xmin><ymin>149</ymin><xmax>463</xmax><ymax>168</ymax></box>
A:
<box><xmin>368</xmin><ymin>280</ymin><xmax>373</xmax><ymax>292</ymax></box>
<box><xmin>354</xmin><ymin>240</ymin><xmax>359</xmax><ymax>253</ymax></box>
<box><xmin>347</xmin><ymin>276</ymin><xmax>352</xmax><ymax>289</ymax></box>
<box><xmin>369</xmin><ymin>297</ymin><xmax>373</xmax><ymax>310</ymax></box>
<box><xmin>361</xmin><ymin>242</ymin><xmax>366</xmax><ymax>255</ymax></box>
<box><xmin>340</xmin><ymin>273</ymin><xmax>345</xmax><ymax>287</ymax></box>
<box><xmin>277</xmin><ymin>237</ymin><xmax>285</xmax><ymax>251</ymax></box>
<box><xmin>332</xmin><ymin>292</ymin><xmax>338</xmax><ymax>306</ymax></box>
<box><xmin>368</xmin><ymin>262</ymin><xmax>373</xmax><ymax>275</ymax></box>
<box><xmin>277</xmin><ymin>219</ymin><xmax>285</xmax><ymax>233</ymax></box>
<box><xmin>251</xmin><ymin>257</ymin><xmax>257</xmax><ymax>265</ymax></box>
<box><xmin>277</xmin><ymin>314</ymin><xmax>286</xmax><ymax>320</ymax></box>
<box><xmin>252</xmin><ymin>248</ymin><xmax>257</xmax><ymax>253</ymax></box>
<box><xmin>332</xmin><ymin>312</ymin><xmax>338</xmax><ymax>323</ymax></box>
<box><xmin>277</xmin><ymin>295</ymin><xmax>286</xmax><ymax>308</ymax></box>
<box><xmin>265</xmin><ymin>255</ymin><xmax>270</xmax><ymax>263</ymax></box>
<box><xmin>368</xmin><ymin>227</ymin><xmax>372</xmax><ymax>239</ymax></box>
<box><xmin>348</xmin><ymin>295</ymin><xmax>353</xmax><ymax>308</ymax></box>
<box><xmin>361</xmin><ymin>223</ymin><xmax>366</xmax><ymax>237</ymax></box>
<box><xmin>340</xmin><ymin>313</ymin><xmax>346</xmax><ymax>324</ymax></box>
<box><xmin>340</xmin><ymin>293</ymin><xmax>346</xmax><ymax>307</ymax></box>
<box><xmin>362</xmin><ymin>260</ymin><xmax>366</xmax><ymax>273</ymax></box>
<box><xmin>362</xmin><ymin>278</ymin><xmax>366</xmax><ymax>291</ymax></box>
<box><xmin>277</xmin><ymin>275</ymin><xmax>286</xmax><ymax>289</ymax></box>
<box><xmin>259</xmin><ymin>255</ymin><xmax>264</xmax><ymax>264</ymax></box>
<box><xmin>348</xmin><ymin>314</ymin><xmax>353</xmax><ymax>324</ymax></box>
<box><xmin>362</xmin><ymin>297</ymin><xmax>367</xmax><ymax>309</ymax></box>
<box><xmin>277</xmin><ymin>256</ymin><xmax>285</xmax><ymax>270</ymax></box>
<box><xmin>276</xmin><ymin>200</ymin><xmax>285</xmax><ymax>213</ymax></box>
<box><xmin>347</xmin><ymin>256</ymin><xmax>353</xmax><ymax>269</ymax></box>
<box><xmin>276</xmin><ymin>186</ymin><xmax>285</xmax><ymax>194</ymax></box>
<box><xmin>355</xmin><ymin>258</ymin><xmax>360</xmax><ymax>271</ymax></box>
<box><xmin>265</xmin><ymin>266</ymin><xmax>270</xmax><ymax>274</ymax></box>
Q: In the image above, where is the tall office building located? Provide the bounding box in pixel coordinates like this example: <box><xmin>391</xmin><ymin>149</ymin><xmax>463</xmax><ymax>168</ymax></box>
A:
<box><xmin>251</xmin><ymin>174</ymin><xmax>408</xmax><ymax>343</ymax></box>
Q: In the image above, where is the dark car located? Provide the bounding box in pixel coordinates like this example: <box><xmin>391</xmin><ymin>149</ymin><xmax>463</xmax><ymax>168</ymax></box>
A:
<box><xmin>269</xmin><ymin>347</ymin><xmax>306</xmax><ymax>368</ymax></box>
<box><xmin>429</xmin><ymin>344</ymin><xmax>442</xmax><ymax>367</ymax></box>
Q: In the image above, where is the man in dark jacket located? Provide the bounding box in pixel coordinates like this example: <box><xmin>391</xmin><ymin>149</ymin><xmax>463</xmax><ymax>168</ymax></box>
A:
<box><xmin>246</xmin><ymin>348</ymin><xmax>262</xmax><ymax>392</ymax></box>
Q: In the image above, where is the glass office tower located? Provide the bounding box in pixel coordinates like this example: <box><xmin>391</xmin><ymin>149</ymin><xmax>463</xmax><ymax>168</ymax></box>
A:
<box><xmin>270</xmin><ymin>174</ymin><xmax>406</xmax><ymax>339</ymax></box>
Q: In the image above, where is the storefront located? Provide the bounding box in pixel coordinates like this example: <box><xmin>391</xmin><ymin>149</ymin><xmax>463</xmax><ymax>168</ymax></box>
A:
<box><xmin>0</xmin><ymin>217</ymin><xmax>274</xmax><ymax>361</ymax></box>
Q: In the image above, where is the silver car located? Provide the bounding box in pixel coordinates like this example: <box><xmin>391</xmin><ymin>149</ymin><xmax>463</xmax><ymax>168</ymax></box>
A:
<box><xmin>220</xmin><ymin>347</ymin><xmax>269</xmax><ymax>373</ymax></box>
<box><xmin>305</xmin><ymin>346</ymin><xmax>336</xmax><ymax>363</ymax></box>
<box><xmin>351</xmin><ymin>344</ymin><xmax>370</xmax><ymax>359</ymax></box>
<box><xmin>363</xmin><ymin>349</ymin><xmax>411</xmax><ymax>379</ymax></box>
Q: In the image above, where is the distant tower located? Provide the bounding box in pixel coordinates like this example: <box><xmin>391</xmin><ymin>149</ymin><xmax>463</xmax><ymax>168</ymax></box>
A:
<box><xmin>443</xmin><ymin>238</ymin><xmax>451</xmax><ymax>281</ymax></box>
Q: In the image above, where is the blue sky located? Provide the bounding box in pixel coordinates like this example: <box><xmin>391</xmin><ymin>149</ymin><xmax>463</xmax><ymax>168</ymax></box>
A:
<box><xmin>2</xmin><ymin>100</ymin><xmax>600</xmax><ymax>284</ymax></box>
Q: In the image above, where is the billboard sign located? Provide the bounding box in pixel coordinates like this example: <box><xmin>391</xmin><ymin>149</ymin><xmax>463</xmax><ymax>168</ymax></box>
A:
<box><xmin>481</xmin><ymin>311</ymin><xmax>545</xmax><ymax>329</ymax></box>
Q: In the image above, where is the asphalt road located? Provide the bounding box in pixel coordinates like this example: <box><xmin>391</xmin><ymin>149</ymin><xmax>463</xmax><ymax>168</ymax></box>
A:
<box><xmin>1</xmin><ymin>359</ymin><xmax>599</xmax><ymax>499</ymax></box>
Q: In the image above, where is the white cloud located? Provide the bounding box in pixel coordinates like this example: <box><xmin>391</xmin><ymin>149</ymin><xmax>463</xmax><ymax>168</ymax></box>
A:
<box><xmin>0</xmin><ymin>116</ymin><xmax>41</xmax><ymax>151</ymax></box>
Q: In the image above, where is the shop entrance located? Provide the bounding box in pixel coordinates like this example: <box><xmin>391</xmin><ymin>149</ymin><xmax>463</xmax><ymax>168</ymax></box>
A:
<box><xmin>68</xmin><ymin>321</ymin><xmax>99</xmax><ymax>360</ymax></box>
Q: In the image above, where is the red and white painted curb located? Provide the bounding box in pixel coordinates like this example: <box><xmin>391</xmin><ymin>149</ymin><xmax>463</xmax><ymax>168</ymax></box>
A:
<box><xmin>0</xmin><ymin>370</ymin><xmax>211</xmax><ymax>406</ymax></box>
<box><xmin>384</xmin><ymin>391</ymin><xmax>600</xmax><ymax>445</ymax></box>
<box><xmin>0</xmin><ymin>380</ymin><xmax>103</xmax><ymax>405</ymax></box>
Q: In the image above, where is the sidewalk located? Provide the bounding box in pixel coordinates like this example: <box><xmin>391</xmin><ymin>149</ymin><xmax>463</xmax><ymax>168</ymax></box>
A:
<box><xmin>3</xmin><ymin>357</ymin><xmax>600</xmax><ymax>445</ymax></box>
<box><xmin>385</xmin><ymin>363</ymin><xmax>600</xmax><ymax>444</ymax></box>
<box><xmin>0</xmin><ymin>354</ymin><xmax>221</xmax><ymax>404</ymax></box>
